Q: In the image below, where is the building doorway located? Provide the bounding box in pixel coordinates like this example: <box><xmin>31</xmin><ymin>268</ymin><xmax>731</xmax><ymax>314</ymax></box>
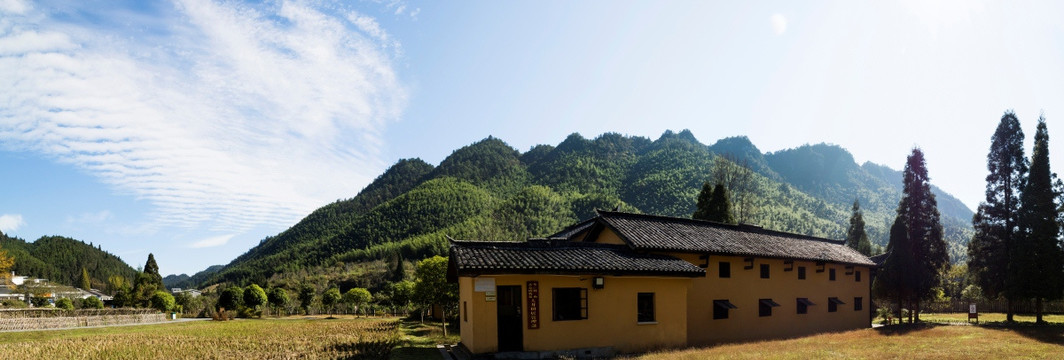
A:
<box><xmin>497</xmin><ymin>285</ymin><xmax>523</xmax><ymax>352</ymax></box>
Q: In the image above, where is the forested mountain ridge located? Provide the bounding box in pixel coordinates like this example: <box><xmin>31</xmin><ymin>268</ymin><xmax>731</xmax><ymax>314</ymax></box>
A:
<box><xmin>199</xmin><ymin>130</ymin><xmax>975</xmax><ymax>288</ymax></box>
<box><xmin>0</xmin><ymin>231</ymin><xmax>136</xmax><ymax>289</ymax></box>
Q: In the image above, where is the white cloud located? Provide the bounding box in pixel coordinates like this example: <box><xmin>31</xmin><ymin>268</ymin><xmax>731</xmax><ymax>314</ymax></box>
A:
<box><xmin>0</xmin><ymin>214</ymin><xmax>25</xmax><ymax>233</ymax></box>
<box><xmin>188</xmin><ymin>234</ymin><xmax>235</xmax><ymax>248</ymax></box>
<box><xmin>66</xmin><ymin>210</ymin><xmax>113</xmax><ymax>225</ymax></box>
<box><xmin>771</xmin><ymin>13</ymin><xmax>787</xmax><ymax>35</ymax></box>
<box><xmin>0</xmin><ymin>1</ymin><xmax>405</xmax><ymax>234</ymax></box>
<box><xmin>0</xmin><ymin>0</ymin><xmax>29</xmax><ymax>15</ymax></box>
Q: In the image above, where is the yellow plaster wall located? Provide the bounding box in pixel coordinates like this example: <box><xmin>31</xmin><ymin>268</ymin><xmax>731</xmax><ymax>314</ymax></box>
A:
<box><xmin>458</xmin><ymin>274</ymin><xmax>690</xmax><ymax>354</ymax></box>
<box><xmin>593</xmin><ymin>228</ymin><xmax>627</xmax><ymax>245</ymax></box>
<box><xmin>674</xmin><ymin>253</ymin><xmax>871</xmax><ymax>345</ymax></box>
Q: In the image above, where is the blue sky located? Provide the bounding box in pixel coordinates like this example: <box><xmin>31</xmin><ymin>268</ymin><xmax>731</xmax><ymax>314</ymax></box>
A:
<box><xmin>2</xmin><ymin>0</ymin><xmax>1064</xmax><ymax>276</ymax></box>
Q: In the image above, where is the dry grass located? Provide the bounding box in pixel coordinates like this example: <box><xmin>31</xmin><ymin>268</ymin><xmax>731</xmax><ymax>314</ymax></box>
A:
<box><xmin>0</xmin><ymin>316</ymin><xmax>404</xmax><ymax>359</ymax></box>
<box><xmin>627</xmin><ymin>323</ymin><xmax>1064</xmax><ymax>359</ymax></box>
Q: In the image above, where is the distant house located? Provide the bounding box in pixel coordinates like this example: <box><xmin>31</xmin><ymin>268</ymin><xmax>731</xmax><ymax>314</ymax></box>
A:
<box><xmin>172</xmin><ymin>288</ymin><xmax>202</xmax><ymax>297</ymax></box>
<box><xmin>449</xmin><ymin>211</ymin><xmax>875</xmax><ymax>356</ymax></box>
<box><xmin>85</xmin><ymin>289</ymin><xmax>113</xmax><ymax>302</ymax></box>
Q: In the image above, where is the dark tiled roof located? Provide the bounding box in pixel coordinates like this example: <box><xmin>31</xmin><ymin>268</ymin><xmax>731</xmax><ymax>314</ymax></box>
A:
<box><xmin>595</xmin><ymin>211</ymin><xmax>876</xmax><ymax>267</ymax></box>
<box><xmin>869</xmin><ymin>252</ymin><xmax>889</xmax><ymax>266</ymax></box>
<box><xmin>547</xmin><ymin>217</ymin><xmax>596</xmax><ymax>239</ymax></box>
<box><xmin>449</xmin><ymin>239</ymin><xmax>705</xmax><ymax>277</ymax></box>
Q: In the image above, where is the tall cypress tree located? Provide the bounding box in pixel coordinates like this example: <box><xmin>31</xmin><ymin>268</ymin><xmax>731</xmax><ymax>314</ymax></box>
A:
<box><xmin>1015</xmin><ymin>117</ymin><xmax>1062</xmax><ymax>323</ymax></box>
<box><xmin>968</xmin><ymin>111</ymin><xmax>1027</xmax><ymax>322</ymax></box>
<box><xmin>80</xmin><ymin>267</ymin><xmax>91</xmax><ymax>290</ymax></box>
<box><xmin>692</xmin><ymin>182</ymin><xmax>714</xmax><ymax>220</ymax></box>
<box><xmin>693</xmin><ymin>182</ymin><xmax>735</xmax><ymax>224</ymax></box>
<box><xmin>707</xmin><ymin>183</ymin><xmax>735</xmax><ymax>224</ymax></box>
<box><xmin>846</xmin><ymin>199</ymin><xmax>873</xmax><ymax>256</ymax></box>
<box><xmin>874</xmin><ymin>148</ymin><xmax>947</xmax><ymax>323</ymax></box>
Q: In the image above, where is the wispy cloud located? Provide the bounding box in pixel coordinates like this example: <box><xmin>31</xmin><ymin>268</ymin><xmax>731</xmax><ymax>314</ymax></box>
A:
<box><xmin>0</xmin><ymin>1</ymin><xmax>405</xmax><ymax>234</ymax></box>
<box><xmin>188</xmin><ymin>234</ymin><xmax>236</xmax><ymax>249</ymax></box>
<box><xmin>0</xmin><ymin>214</ymin><xmax>25</xmax><ymax>234</ymax></box>
<box><xmin>771</xmin><ymin>13</ymin><xmax>787</xmax><ymax>36</ymax></box>
<box><xmin>66</xmin><ymin>210</ymin><xmax>113</xmax><ymax>225</ymax></box>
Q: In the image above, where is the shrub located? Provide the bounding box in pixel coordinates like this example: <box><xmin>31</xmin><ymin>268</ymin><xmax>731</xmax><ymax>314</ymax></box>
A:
<box><xmin>30</xmin><ymin>296</ymin><xmax>50</xmax><ymax>308</ymax></box>
<box><xmin>55</xmin><ymin>298</ymin><xmax>74</xmax><ymax>310</ymax></box>
<box><xmin>150</xmin><ymin>291</ymin><xmax>175</xmax><ymax>312</ymax></box>
<box><xmin>1</xmin><ymin>299</ymin><xmax>27</xmax><ymax>308</ymax></box>
<box><xmin>82</xmin><ymin>296</ymin><xmax>104</xmax><ymax>309</ymax></box>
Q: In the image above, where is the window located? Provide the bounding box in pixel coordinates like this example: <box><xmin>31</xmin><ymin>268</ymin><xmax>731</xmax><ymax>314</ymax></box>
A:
<box><xmin>855</xmin><ymin>270</ymin><xmax>862</xmax><ymax>282</ymax></box>
<box><xmin>713</xmin><ymin>299</ymin><xmax>737</xmax><ymax>320</ymax></box>
<box><xmin>797</xmin><ymin>298</ymin><xmax>814</xmax><ymax>314</ymax></box>
<box><xmin>854</xmin><ymin>297</ymin><xmax>863</xmax><ymax>311</ymax></box>
<box><xmin>760</xmin><ymin>264</ymin><xmax>770</xmax><ymax>279</ymax></box>
<box><xmin>798</xmin><ymin>266</ymin><xmax>806</xmax><ymax>280</ymax></box>
<box><xmin>759</xmin><ymin>298</ymin><xmax>780</xmax><ymax>317</ymax></box>
<box><xmin>553</xmin><ymin>288</ymin><xmax>588</xmax><ymax>321</ymax></box>
<box><xmin>719</xmin><ymin>262</ymin><xmax>731</xmax><ymax>278</ymax></box>
<box><xmin>638</xmin><ymin>293</ymin><xmax>655</xmax><ymax>323</ymax></box>
<box><xmin>828</xmin><ymin>297</ymin><xmax>845</xmax><ymax>312</ymax></box>
<box><xmin>829</xmin><ymin>268</ymin><xmax>836</xmax><ymax>281</ymax></box>
<box><xmin>463</xmin><ymin>301</ymin><xmax>468</xmax><ymax>322</ymax></box>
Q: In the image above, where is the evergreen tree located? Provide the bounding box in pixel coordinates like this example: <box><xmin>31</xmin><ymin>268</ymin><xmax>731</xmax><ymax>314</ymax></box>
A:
<box><xmin>707</xmin><ymin>184</ymin><xmax>735</xmax><ymax>224</ymax></box>
<box><xmin>143</xmin><ymin>253</ymin><xmax>163</xmax><ymax>288</ymax></box>
<box><xmin>845</xmin><ymin>199</ymin><xmax>873</xmax><ymax>256</ymax></box>
<box><xmin>268</xmin><ymin>287</ymin><xmax>289</xmax><ymax>316</ymax></box>
<box><xmin>1015</xmin><ymin>117</ymin><xmax>1063</xmax><ymax>323</ymax></box>
<box><xmin>132</xmin><ymin>254</ymin><xmax>165</xmax><ymax>307</ymax></box>
<box><xmin>299</xmin><ymin>284</ymin><xmax>316</xmax><ymax>315</ymax></box>
<box><xmin>80</xmin><ymin>267</ymin><xmax>91</xmax><ymax>290</ymax></box>
<box><xmin>391</xmin><ymin>252</ymin><xmax>405</xmax><ymax>282</ymax></box>
<box><xmin>243</xmin><ymin>284</ymin><xmax>268</xmax><ymax>316</ymax></box>
<box><xmin>692</xmin><ymin>182</ymin><xmax>714</xmax><ymax>220</ymax></box>
<box><xmin>875</xmin><ymin>148</ymin><xmax>947</xmax><ymax>323</ymax></box>
<box><xmin>968</xmin><ymin>111</ymin><xmax>1027</xmax><ymax>322</ymax></box>
<box><xmin>693</xmin><ymin>183</ymin><xmax>735</xmax><ymax>224</ymax></box>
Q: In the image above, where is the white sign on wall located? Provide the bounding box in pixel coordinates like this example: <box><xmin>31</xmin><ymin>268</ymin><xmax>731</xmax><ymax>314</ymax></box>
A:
<box><xmin>474</xmin><ymin>278</ymin><xmax>496</xmax><ymax>292</ymax></box>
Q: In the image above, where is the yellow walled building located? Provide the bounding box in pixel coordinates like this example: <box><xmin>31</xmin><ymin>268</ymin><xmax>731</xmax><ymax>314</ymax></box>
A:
<box><xmin>449</xmin><ymin>211</ymin><xmax>875</xmax><ymax>357</ymax></box>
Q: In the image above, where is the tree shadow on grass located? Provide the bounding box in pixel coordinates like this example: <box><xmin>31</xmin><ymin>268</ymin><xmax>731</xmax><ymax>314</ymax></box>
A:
<box><xmin>980</xmin><ymin>323</ymin><xmax>1064</xmax><ymax>346</ymax></box>
<box><xmin>874</xmin><ymin>322</ymin><xmax>943</xmax><ymax>336</ymax></box>
<box><xmin>390</xmin><ymin>346</ymin><xmax>444</xmax><ymax>360</ymax></box>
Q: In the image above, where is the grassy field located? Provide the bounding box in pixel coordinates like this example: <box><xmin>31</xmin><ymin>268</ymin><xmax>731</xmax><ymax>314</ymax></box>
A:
<box><xmin>3</xmin><ymin>313</ymin><xmax>1063</xmax><ymax>359</ymax></box>
<box><xmin>630</xmin><ymin>321</ymin><xmax>1064</xmax><ymax>359</ymax></box>
<box><xmin>0</xmin><ymin>316</ymin><xmax>446</xmax><ymax>359</ymax></box>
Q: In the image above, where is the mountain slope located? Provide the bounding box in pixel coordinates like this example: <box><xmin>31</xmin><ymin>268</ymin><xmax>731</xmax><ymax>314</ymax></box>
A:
<box><xmin>201</xmin><ymin>131</ymin><xmax>975</xmax><ymax>288</ymax></box>
<box><xmin>0</xmin><ymin>232</ymin><xmax>137</xmax><ymax>288</ymax></box>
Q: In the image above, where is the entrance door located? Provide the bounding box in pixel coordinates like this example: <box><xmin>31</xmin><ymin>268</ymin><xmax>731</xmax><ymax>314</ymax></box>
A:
<box><xmin>497</xmin><ymin>285</ymin><xmax>523</xmax><ymax>352</ymax></box>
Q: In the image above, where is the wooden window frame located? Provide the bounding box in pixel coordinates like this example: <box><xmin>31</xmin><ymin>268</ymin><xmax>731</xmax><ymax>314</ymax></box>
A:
<box><xmin>637</xmin><ymin>292</ymin><xmax>655</xmax><ymax>323</ymax></box>
<box><xmin>552</xmin><ymin>288</ymin><xmax>588</xmax><ymax>321</ymax></box>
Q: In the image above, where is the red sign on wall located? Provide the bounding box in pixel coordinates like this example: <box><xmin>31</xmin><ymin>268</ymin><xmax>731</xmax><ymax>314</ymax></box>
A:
<box><xmin>527</xmin><ymin>281</ymin><xmax>539</xmax><ymax>329</ymax></box>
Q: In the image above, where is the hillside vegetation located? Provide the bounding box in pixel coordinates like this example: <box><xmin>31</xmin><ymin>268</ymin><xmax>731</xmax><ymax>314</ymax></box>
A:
<box><xmin>201</xmin><ymin>130</ymin><xmax>974</xmax><ymax>287</ymax></box>
<box><xmin>0</xmin><ymin>232</ymin><xmax>136</xmax><ymax>289</ymax></box>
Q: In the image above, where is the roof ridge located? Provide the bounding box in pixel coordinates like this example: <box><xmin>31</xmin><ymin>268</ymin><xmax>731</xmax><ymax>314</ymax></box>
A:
<box><xmin>596</xmin><ymin>210</ymin><xmax>843</xmax><ymax>244</ymax></box>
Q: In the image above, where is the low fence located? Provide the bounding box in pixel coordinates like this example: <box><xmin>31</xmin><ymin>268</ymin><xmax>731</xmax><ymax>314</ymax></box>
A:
<box><xmin>0</xmin><ymin>309</ymin><xmax>165</xmax><ymax>331</ymax></box>
<box><xmin>879</xmin><ymin>299</ymin><xmax>1064</xmax><ymax>314</ymax></box>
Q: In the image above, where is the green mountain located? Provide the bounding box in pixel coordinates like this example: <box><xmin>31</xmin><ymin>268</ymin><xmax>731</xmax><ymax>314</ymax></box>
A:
<box><xmin>0</xmin><ymin>232</ymin><xmax>137</xmax><ymax>289</ymax></box>
<box><xmin>163</xmin><ymin>265</ymin><xmax>224</xmax><ymax>290</ymax></box>
<box><xmin>202</xmin><ymin>130</ymin><xmax>974</xmax><ymax>287</ymax></box>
